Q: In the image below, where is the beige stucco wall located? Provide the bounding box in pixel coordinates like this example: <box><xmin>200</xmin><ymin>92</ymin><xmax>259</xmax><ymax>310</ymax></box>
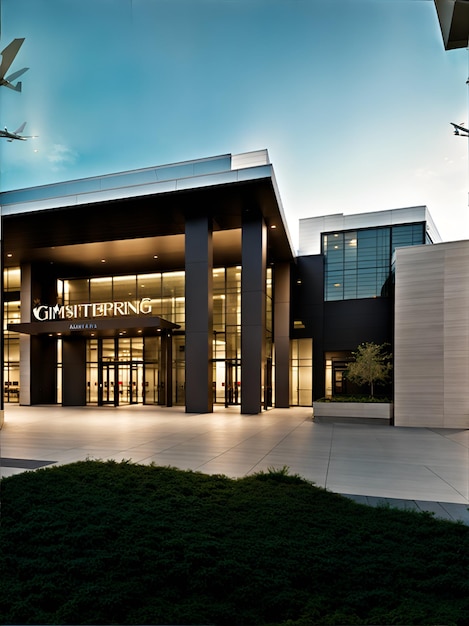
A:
<box><xmin>394</xmin><ymin>241</ymin><xmax>469</xmax><ymax>428</ymax></box>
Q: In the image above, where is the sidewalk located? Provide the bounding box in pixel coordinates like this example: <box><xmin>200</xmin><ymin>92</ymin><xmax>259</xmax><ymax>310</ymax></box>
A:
<box><xmin>1</xmin><ymin>404</ymin><xmax>468</xmax><ymax>524</ymax></box>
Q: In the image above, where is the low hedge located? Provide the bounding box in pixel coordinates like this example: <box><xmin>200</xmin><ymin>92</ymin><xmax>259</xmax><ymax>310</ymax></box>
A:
<box><xmin>0</xmin><ymin>460</ymin><xmax>467</xmax><ymax>625</ymax></box>
<box><xmin>315</xmin><ymin>395</ymin><xmax>392</xmax><ymax>403</ymax></box>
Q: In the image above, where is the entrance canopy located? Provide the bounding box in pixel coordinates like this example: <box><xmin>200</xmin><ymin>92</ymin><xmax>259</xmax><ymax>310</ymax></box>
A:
<box><xmin>8</xmin><ymin>316</ymin><xmax>180</xmax><ymax>337</ymax></box>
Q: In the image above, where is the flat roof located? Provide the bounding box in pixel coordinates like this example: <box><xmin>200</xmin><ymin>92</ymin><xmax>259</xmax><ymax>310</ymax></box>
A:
<box><xmin>1</xmin><ymin>150</ymin><xmax>295</xmax><ymax>274</ymax></box>
<box><xmin>298</xmin><ymin>206</ymin><xmax>442</xmax><ymax>256</ymax></box>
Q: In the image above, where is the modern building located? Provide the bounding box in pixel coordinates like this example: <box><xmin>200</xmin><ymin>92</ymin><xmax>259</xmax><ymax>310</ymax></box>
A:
<box><xmin>1</xmin><ymin>149</ymin><xmax>468</xmax><ymax>430</ymax></box>
<box><xmin>0</xmin><ymin>150</ymin><xmax>295</xmax><ymax>423</ymax></box>
<box><xmin>394</xmin><ymin>239</ymin><xmax>469</xmax><ymax>428</ymax></box>
<box><xmin>293</xmin><ymin>207</ymin><xmax>441</xmax><ymax>403</ymax></box>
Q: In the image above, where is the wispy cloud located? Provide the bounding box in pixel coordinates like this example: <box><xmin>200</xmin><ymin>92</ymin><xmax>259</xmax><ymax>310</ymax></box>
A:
<box><xmin>48</xmin><ymin>144</ymin><xmax>79</xmax><ymax>170</ymax></box>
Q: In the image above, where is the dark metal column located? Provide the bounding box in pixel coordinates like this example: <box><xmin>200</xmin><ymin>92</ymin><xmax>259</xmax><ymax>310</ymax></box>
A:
<box><xmin>19</xmin><ymin>263</ymin><xmax>58</xmax><ymax>405</ymax></box>
<box><xmin>241</xmin><ymin>213</ymin><xmax>267</xmax><ymax>414</ymax></box>
<box><xmin>274</xmin><ymin>262</ymin><xmax>291</xmax><ymax>408</ymax></box>
<box><xmin>185</xmin><ymin>215</ymin><xmax>213</xmax><ymax>413</ymax></box>
<box><xmin>62</xmin><ymin>337</ymin><xmax>86</xmax><ymax>406</ymax></box>
<box><xmin>161</xmin><ymin>331</ymin><xmax>173</xmax><ymax>407</ymax></box>
<box><xmin>0</xmin><ymin>235</ymin><xmax>4</xmax><ymax>426</ymax></box>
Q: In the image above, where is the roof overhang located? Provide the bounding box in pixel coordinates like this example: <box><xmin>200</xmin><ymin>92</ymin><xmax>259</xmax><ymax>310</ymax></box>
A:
<box><xmin>8</xmin><ymin>316</ymin><xmax>179</xmax><ymax>337</ymax></box>
<box><xmin>1</xmin><ymin>151</ymin><xmax>296</xmax><ymax>274</ymax></box>
<box><xmin>434</xmin><ymin>0</ymin><xmax>469</xmax><ymax>49</ymax></box>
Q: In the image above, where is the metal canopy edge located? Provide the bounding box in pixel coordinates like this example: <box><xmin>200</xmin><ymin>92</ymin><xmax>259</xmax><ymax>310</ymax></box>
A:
<box><xmin>8</xmin><ymin>315</ymin><xmax>180</xmax><ymax>337</ymax></box>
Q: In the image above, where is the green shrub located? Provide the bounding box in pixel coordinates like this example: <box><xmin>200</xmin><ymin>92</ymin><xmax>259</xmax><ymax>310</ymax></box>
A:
<box><xmin>315</xmin><ymin>395</ymin><xmax>391</xmax><ymax>403</ymax></box>
<box><xmin>0</xmin><ymin>460</ymin><xmax>467</xmax><ymax>625</ymax></box>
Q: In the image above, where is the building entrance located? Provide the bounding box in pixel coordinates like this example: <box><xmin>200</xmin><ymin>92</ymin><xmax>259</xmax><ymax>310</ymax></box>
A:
<box><xmin>86</xmin><ymin>334</ymin><xmax>176</xmax><ymax>407</ymax></box>
<box><xmin>213</xmin><ymin>358</ymin><xmax>241</xmax><ymax>406</ymax></box>
<box><xmin>99</xmin><ymin>361</ymin><xmax>144</xmax><ymax>406</ymax></box>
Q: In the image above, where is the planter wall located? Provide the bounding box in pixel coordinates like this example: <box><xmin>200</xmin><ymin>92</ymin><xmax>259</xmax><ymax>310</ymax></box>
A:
<box><xmin>313</xmin><ymin>402</ymin><xmax>393</xmax><ymax>425</ymax></box>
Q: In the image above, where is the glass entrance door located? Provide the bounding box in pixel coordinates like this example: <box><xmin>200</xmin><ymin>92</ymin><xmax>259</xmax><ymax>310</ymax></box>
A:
<box><xmin>90</xmin><ymin>335</ymin><xmax>176</xmax><ymax>407</ymax></box>
<box><xmin>101</xmin><ymin>362</ymin><xmax>117</xmax><ymax>406</ymax></box>
<box><xmin>212</xmin><ymin>359</ymin><xmax>241</xmax><ymax>406</ymax></box>
<box><xmin>118</xmin><ymin>361</ymin><xmax>144</xmax><ymax>405</ymax></box>
<box><xmin>224</xmin><ymin>359</ymin><xmax>241</xmax><ymax>406</ymax></box>
<box><xmin>98</xmin><ymin>361</ymin><xmax>144</xmax><ymax>406</ymax></box>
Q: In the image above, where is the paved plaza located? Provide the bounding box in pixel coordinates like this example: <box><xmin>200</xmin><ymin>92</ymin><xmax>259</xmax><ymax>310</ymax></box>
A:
<box><xmin>1</xmin><ymin>404</ymin><xmax>468</xmax><ymax>523</ymax></box>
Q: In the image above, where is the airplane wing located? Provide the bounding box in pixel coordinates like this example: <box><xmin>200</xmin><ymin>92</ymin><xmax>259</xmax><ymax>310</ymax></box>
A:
<box><xmin>0</xmin><ymin>38</ymin><xmax>25</xmax><ymax>79</ymax></box>
<box><xmin>451</xmin><ymin>122</ymin><xmax>469</xmax><ymax>134</ymax></box>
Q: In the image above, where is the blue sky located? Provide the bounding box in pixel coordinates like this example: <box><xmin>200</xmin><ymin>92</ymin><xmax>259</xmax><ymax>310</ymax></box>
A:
<box><xmin>0</xmin><ymin>0</ymin><xmax>467</xmax><ymax>247</ymax></box>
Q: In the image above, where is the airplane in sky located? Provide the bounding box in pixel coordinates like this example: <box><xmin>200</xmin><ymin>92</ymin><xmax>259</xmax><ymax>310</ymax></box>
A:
<box><xmin>0</xmin><ymin>122</ymin><xmax>37</xmax><ymax>141</ymax></box>
<box><xmin>451</xmin><ymin>122</ymin><xmax>469</xmax><ymax>137</ymax></box>
<box><xmin>0</xmin><ymin>38</ymin><xmax>28</xmax><ymax>92</ymax></box>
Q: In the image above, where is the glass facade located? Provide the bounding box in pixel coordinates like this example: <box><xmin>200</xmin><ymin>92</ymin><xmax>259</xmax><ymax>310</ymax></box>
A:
<box><xmin>4</xmin><ymin>264</ymin><xmax>276</xmax><ymax>407</ymax></box>
<box><xmin>290</xmin><ymin>338</ymin><xmax>312</xmax><ymax>406</ymax></box>
<box><xmin>323</xmin><ymin>223</ymin><xmax>425</xmax><ymax>301</ymax></box>
<box><xmin>3</xmin><ymin>268</ymin><xmax>21</xmax><ymax>403</ymax></box>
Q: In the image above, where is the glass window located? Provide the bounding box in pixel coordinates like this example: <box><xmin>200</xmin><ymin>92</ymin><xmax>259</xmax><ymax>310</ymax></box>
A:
<box><xmin>4</xmin><ymin>267</ymin><xmax>20</xmax><ymax>291</ymax></box>
<box><xmin>138</xmin><ymin>273</ymin><xmax>161</xmax><ymax>316</ymax></box>
<box><xmin>90</xmin><ymin>277</ymin><xmax>111</xmax><ymax>303</ymax></box>
<box><xmin>323</xmin><ymin>223</ymin><xmax>425</xmax><ymax>301</ymax></box>
<box><xmin>66</xmin><ymin>279</ymin><xmax>89</xmax><ymax>304</ymax></box>
<box><xmin>113</xmin><ymin>275</ymin><xmax>136</xmax><ymax>301</ymax></box>
<box><xmin>392</xmin><ymin>223</ymin><xmax>424</xmax><ymax>254</ymax></box>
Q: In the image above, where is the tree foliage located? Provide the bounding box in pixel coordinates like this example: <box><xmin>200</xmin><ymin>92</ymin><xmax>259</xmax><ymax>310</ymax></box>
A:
<box><xmin>346</xmin><ymin>342</ymin><xmax>392</xmax><ymax>397</ymax></box>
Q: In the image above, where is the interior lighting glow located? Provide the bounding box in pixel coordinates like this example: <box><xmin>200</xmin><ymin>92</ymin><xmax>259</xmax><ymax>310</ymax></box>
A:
<box><xmin>90</xmin><ymin>276</ymin><xmax>112</xmax><ymax>284</ymax></box>
<box><xmin>140</xmin><ymin>273</ymin><xmax>161</xmax><ymax>279</ymax></box>
<box><xmin>113</xmin><ymin>275</ymin><xmax>135</xmax><ymax>282</ymax></box>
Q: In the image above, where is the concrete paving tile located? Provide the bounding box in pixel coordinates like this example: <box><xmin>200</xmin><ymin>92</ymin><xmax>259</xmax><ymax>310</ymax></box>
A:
<box><xmin>1</xmin><ymin>405</ymin><xmax>468</xmax><ymax>520</ymax></box>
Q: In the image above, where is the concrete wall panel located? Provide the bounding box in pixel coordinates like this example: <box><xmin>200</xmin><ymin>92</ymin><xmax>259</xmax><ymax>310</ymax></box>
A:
<box><xmin>395</xmin><ymin>241</ymin><xmax>469</xmax><ymax>428</ymax></box>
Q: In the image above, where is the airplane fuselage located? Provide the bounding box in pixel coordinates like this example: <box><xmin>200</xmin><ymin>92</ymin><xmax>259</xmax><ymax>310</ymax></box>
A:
<box><xmin>0</xmin><ymin>130</ymin><xmax>27</xmax><ymax>141</ymax></box>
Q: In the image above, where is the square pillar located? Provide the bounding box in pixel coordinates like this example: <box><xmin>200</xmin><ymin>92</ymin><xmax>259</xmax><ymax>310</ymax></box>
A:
<box><xmin>185</xmin><ymin>215</ymin><xmax>213</xmax><ymax>413</ymax></box>
<box><xmin>274</xmin><ymin>262</ymin><xmax>291</xmax><ymax>408</ymax></box>
<box><xmin>0</xmin><ymin>233</ymin><xmax>4</xmax><ymax>427</ymax></box>
<box><xmin>241</xmin><ymin>214</ymin><xmax>267</xmax><ymax>414</ymax></box>
<box><xmin>62</xmin><ymin>337</ymin><xmax>86</xmax><ymax>406</ymax></box>
<box><xmin>19</xmin><ymin>263</ymin><xmax>57</xmax><ymax>405</ymax></box>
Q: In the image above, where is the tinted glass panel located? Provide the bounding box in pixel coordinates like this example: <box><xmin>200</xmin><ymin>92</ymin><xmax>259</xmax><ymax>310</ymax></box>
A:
<box><xmin>323</xmin><ymin>223</ymin><xmax>424</xmax><ymax>301</ymax></box>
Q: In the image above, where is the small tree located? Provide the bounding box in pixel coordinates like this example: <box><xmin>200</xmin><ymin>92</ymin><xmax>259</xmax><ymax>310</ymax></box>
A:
<box><xmin>345</xmin><ymin>342</ymin><xmax>392</xmax><ymax>398</ymax></box>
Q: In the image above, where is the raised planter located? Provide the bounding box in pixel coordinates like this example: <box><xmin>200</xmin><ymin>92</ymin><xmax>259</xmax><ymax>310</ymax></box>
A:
<box><xmin>312</xmin><ymin>401</ymin><xmax>393</xmax><ymax>425</ymax></box>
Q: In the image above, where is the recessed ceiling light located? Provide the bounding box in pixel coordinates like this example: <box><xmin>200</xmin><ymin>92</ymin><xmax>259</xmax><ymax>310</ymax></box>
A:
<box><xmin>101</xmin><ymin>259</ymin><xmax>106</xmax><ymax>263</ymax></box>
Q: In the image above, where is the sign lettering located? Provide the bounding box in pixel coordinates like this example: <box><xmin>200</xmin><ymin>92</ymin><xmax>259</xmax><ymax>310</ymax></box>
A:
<box><xmin>33</xmin><ymin>298</ymin><xmax>153</xmax><ymax>322</ymax></box>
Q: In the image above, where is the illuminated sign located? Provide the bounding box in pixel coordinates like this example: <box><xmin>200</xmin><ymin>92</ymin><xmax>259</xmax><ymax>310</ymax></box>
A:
<box><xmin>32</xmin><ymin>298</ymin><xmax>153</xmax><ymax>321</ymax></box>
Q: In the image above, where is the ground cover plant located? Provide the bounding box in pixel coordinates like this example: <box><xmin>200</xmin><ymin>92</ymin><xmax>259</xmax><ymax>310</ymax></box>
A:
<box><xmin>0</xmin><ymin>461</ymin><xmax>468</xmax><ymax>625</ymax></box>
